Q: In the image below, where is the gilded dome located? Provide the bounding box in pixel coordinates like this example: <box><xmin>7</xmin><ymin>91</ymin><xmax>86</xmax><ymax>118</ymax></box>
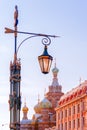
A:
<box><xmin>34</xmin><ymin>96</ymin><xmax>52</xmax><ymax>113</ymax></box>
<box><xmin>22</xmin><ymin>103</ymin><xmax>29</xmax><ymax>113</ymax></box>
<box><xmin>40</xmin><ymin>97</ymin><xmax>52</xmax><ymax>109</ymax></box>
<box><xmin>34</xmin><ymin>103</ymin><xmax>41</xmax><ymax>113</ymax></box>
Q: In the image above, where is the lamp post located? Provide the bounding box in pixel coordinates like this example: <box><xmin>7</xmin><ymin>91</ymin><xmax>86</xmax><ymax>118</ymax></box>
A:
<box><xmin>5</xmin><ymin>6</ymin><xmax>59</xmax><ymax>130</ymax></box>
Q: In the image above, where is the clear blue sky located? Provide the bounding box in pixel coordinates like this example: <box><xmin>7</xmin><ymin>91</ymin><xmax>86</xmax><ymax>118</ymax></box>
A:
<box><xmin>0</xmin><ymin>0</ymin><xmax>87</xmax><ymax>129</ymax></box>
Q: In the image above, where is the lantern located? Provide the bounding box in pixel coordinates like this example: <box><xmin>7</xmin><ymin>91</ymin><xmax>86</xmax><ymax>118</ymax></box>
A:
<box><xmin>38</xmin><ymin>45</ymin><xmax>53</xmax><ymax>74</ymax></box>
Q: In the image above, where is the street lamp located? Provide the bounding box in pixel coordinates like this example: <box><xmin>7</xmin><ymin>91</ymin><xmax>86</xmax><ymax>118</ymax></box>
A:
<box><xmin>5</xmin><ymin>6</ymin><xmax>59</xmax><ymax>130</ymax></box>
<box><xmin>38</xmin><ymin>43</ymin><xmax>53</xmax><ymax>74</ymax></box>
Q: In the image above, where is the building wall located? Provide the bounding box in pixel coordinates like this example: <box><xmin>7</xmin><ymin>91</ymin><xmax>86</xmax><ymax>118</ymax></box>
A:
<box><xmin>55</xmin><ymin>81</ymin><xmax>87</xmax><ymax>130</ymax></box>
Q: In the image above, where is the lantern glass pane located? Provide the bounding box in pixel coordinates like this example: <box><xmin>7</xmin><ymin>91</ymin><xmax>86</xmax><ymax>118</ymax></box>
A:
<box><xmin>38</xmin><ymin>56</ymin><xmax>52</xmax><ymax>74</ymax></box>
<box><xmin>38</xmin><ymin>58</ymin><xmax>44</xmax><ymax>73</ymax></box>
<box><xmin>43</xmin><ymin>58</ymin><xmax>49</xmax><ymax>73</ymax></box>
<box><xmin>38</xmin><ymin>45</ymin><xmax>53</xmax><ymax>74</ymax></box>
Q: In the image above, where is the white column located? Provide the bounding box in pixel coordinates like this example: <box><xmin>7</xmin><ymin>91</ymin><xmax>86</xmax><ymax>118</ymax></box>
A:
<box><xmin>80</xmin><ymin>102</ymin><xmax>83</xmax><ymax>130</ymax></box>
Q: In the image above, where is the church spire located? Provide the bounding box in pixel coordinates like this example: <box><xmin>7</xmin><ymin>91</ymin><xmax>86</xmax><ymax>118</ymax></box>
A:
<box><xmin>49</xmin><ymin>60</ymin><xmax>62</xmax><ymax>92</ymax></box>
<box><xmin>52</xmin><ymin>59</ymin><xmax>59</xmax><ymax>78</ymax></box>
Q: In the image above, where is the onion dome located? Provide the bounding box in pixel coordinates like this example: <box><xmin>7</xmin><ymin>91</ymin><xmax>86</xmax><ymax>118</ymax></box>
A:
<box><xmin>52</xmin><ymin>62</ymin><xmax>59</xmax><ymax>76</ymax></box>
<box><xmin>52</xmin><ymin>66</ymin><xmax>59</xmax><ymax>73</ymax></box>
<box><xmin>22</xmin><ymin>102</ymin><xmax>29</xmax><ymax>113</ymax></box>
<box><xmin>34</xmin><ymin>94</ymin><xmax>41</xmax><ymax>113</ymax></box>
<box><xmin>40</xmin><ymin>97</ymin><xmax>52</xmax><ymax>109</ymax></box>
<box><xmin>34</xmin><ymin>103</ymin><xmax>41</xmax><ymax>114</ymax></box>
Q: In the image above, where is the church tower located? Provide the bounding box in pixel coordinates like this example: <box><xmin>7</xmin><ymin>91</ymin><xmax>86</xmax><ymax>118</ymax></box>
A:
<box><xmin>46</xmin><ymin>62</ymin><xmax>64</xmax><ymax>111</ymax></box>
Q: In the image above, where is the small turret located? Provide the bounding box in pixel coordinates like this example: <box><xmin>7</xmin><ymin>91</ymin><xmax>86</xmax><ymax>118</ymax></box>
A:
<box><xmin>49</xmin><ymin>61</ymin><xmax>62</xmax><ymax>93</ymax></box>
<box><xmin>52</xmin><ymin>62</ymin><xmax>59</xmax><ymax>78</ymax></box>
<box><xmin>22</xmin><ymin>101</ymin><xmax>29</xmax><ymax>120</ymax></box>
